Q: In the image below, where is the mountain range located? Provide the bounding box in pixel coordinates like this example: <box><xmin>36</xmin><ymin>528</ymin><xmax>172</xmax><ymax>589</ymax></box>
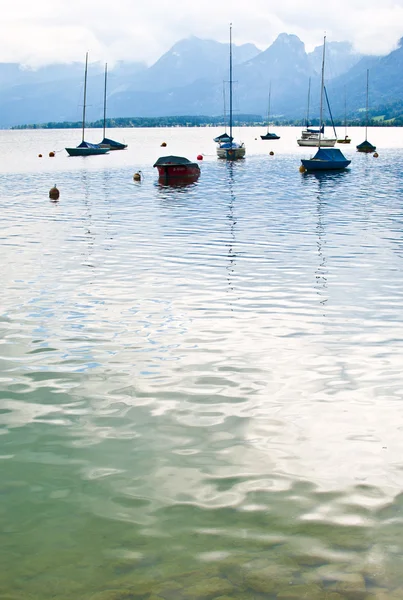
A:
<box><xmin>0</xmin><ymin>33</ymin><xmax>402</xmax><ymax>128</ymax></box>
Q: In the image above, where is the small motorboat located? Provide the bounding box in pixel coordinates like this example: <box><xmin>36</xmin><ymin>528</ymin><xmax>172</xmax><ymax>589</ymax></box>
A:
<box><xmin>337</xmin><ymin>135</ymin><xmax>351</xmax><ymax>144</ymax></box>
<box><xmin>153</xmin><ymin>155</ymin><xmax>200</xmax><ymax>184</ymax></box>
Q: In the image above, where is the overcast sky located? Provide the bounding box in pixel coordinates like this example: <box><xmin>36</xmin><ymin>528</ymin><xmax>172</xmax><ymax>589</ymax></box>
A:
<box><xmin>2</xmin><ymin>0</ymin><xmax>403</xmax><ymax>68</ymax></box>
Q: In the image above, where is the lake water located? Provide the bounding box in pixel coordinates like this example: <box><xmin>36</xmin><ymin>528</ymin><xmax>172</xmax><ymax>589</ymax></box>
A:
<box><xmin>1</xmin><ymin>126</ymin><xmax>403</xmax><ymax>600</ymax></box>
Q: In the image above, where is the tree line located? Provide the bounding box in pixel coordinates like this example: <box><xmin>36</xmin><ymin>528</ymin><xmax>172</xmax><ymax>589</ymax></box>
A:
<box><xmin>11</xmin><ymin>106</ymin><xmax>403</xmax><ymax>129</ymax></box>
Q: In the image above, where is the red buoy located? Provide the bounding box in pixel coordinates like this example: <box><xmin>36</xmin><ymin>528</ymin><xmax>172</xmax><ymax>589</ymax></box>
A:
<box><xmin>197</xmin><ymin>154</ymin><xmax>203</xmax><ymax>161</ymax></box>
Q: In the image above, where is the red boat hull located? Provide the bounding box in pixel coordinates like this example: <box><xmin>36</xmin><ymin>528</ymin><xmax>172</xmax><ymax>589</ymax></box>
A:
<box><xmin>156</xmin><ymin>165</ymin><xmax>200</xmax><ymax>180</ymax></box>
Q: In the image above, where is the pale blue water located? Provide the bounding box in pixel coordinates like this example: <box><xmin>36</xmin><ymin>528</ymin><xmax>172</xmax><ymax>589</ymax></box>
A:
<box><xmin>1</xmin><ymin>126</ymin><xmax>403</xmax><ymax>600</ymax></box>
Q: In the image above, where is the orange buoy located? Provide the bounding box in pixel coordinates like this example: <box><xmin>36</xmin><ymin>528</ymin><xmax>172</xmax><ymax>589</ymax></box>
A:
<box><xmin>49</xmin><ymin>151</ymin><xmax>55</xmax><ymax>157</ymax></box>
<box><xmin>269</xmin><ymin>151</ymin><xmax>274</xmax><ymax>156</ymax></box>
<box><xmin>49</xmin><ymin>185</ymin><xmax>59</xmax><ymax>201</ymax></box>
<box><xmin>373</xmin><ymin>152</ymin><xmax>379</xmax><ymax>158</ymax></box>
<box><xmin>197</xmin><ymin>154</ymin><xmax>203</xmax><ymax>160</ymax></box>
<box><xmin>38</xmin><ymin>154</ymin><xmax>43</xmax><ymax>158</ymax></box>
<box><xmin>299</xmin><ymin>165</ymin><xmax>306</xmax><ymax>173</ymax></box>
<box><xmin>161</xmin><ymin>142</ymin><xmax>167</xmax><ymax>147</ymax></box>
<box><xmin>133</xmin><ymin>171</ymin><xmax>142</xmax><ymax>181</ymax></box>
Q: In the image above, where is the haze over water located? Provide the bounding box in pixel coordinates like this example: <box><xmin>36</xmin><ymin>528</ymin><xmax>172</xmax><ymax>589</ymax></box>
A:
<box><xmin>1</xmin><ymin>126</ymin><xmax>403</xmax><ymax>600</ymax></box>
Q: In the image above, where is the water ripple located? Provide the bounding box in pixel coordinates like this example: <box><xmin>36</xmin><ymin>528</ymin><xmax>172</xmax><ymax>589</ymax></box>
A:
<box><xmin>1</xmin><ymin>128</ymin><xmax>403</xmax><ymax>599</ymax></box>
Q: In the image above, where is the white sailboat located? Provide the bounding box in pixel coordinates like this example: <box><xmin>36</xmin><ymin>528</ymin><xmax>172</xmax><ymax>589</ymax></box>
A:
<box><xmin>297</xmin><ymin>75</ymin><xmax>336</xmax><ymax>147</ymax></box>
<box><xmin>216</xmin><ymin>25</ymin><xmax>245</xmax><ymax>160</ymax></box>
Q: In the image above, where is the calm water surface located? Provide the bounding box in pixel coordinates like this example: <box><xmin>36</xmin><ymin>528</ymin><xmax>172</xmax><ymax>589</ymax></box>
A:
<box><xmin>1</xmin><ymin>126</ymin><xmax>403</xmax><ymax>600</ymax></box>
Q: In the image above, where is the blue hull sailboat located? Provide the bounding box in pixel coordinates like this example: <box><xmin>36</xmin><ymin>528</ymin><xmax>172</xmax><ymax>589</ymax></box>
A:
<box><xmin>216</xmin><ymin>25</ymin><xmax>245</xmax><ymax>160</ymax></box>
<box><xmin>301</xmin><ymin>36</ymin><xmax>350</xmax><ymax>172</ymax></box>
<box><xmin>66</xmin><ymin>141</ymin><xmax>109</xmax><ymax>157</ymax></box>
<box><xmin>65</xmin><ymin>53</ymin><xmax>109</xmax><ymax>157</ymax></box>
<box><xmin>98</xmin><ymin>63</ymin><xmax>127</xmax><ymax>151</ymax></box>
<box><xmin>302</xmin><ymin>147</ymin><xmax>351</xmax><ymax>171</ymax></box>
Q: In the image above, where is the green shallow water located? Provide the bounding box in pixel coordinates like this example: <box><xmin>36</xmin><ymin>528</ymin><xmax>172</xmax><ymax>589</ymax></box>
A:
<box><xmin>1</xmin><ymin>127</ymin><xmax>403</xmax><ymax>599</ymax></box>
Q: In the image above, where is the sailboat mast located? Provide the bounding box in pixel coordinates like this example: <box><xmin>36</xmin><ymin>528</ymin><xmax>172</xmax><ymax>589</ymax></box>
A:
<box><xmin>267</xmin><ymin>83</ymin><xmax>272</xmax><ymax>133</ymax></box>
<box><xmin>223</xmin><ymin>81</ymin><xmax>227</xmax><ymax>133</ymax></box>
<box><xmin>318</xmin><ymin>36</ymin><xmax>326</xmax><ymax>147</ymax></box>
<box><xmin>306</xmin><ymin>77</ymin><xmax>311</xmax><ymax>127</ymax></box>
<box><xmin>229</xmin><ymin>23</ymin><xmax>233</xmax><ymax>148</ymax></box>
<box><xmin>103</xmin><ymin>63</ymin><xmax>108</xmax><ymax>140</ymax></box>
<box><xmin>82</xmin><ymin>52</ymin><xmax>88</xmax><ymax>143</ymax></box>
<box><xmin>344</xmin><ymin>85</ymin><xmax>347</xmax><ymax>136</ymax></box>
<box><xmin>365</xmin><ymin>68</ymin><xmax>369</xmax><ymax>140</ymax></box>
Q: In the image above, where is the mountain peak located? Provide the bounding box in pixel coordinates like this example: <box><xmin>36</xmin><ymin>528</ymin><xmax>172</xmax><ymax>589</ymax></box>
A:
<box><xmin>273</xmin><ymin>33</ymin><xmax>305</xmax><ymax>49</ymax></box>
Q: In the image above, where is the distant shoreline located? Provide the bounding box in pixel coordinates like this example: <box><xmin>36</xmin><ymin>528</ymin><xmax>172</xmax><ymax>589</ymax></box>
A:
<box><xmin>10</xmin><ymin>115</ymin><xmax>400</xmax><ymax>130</ymax></box>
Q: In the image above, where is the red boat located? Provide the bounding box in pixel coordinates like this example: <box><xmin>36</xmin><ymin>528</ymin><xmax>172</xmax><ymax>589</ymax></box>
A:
<box><xmin>153</xmin><ymin>155</ymin><xmax>200</xmax><ymax>184</ymax></box>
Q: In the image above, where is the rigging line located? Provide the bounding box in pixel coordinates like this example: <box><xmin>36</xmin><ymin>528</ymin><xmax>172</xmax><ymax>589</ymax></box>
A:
<box><xmin>324</xmin><ymin>85</ymin><xmax>337</xmax><ymax>138</ymax></box>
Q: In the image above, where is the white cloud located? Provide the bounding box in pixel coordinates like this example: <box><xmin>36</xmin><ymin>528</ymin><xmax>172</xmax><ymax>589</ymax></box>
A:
<box><xmin>1</xmin><ymin>0</ymin><xmax>402</xmax><ymax>67</ymax></box>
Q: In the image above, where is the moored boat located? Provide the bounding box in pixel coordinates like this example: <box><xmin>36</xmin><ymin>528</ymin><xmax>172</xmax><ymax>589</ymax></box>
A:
<box><xmin>260</xmin><ymin>84</ymin><xmax>280</xmax><ymax>140</ymax></box>
<box><xmin>301</xmin><ymin>148</ymin><xmax>351</xmax><ymax>171</ymax></box>
<box><xmin>66</xmin><ymin>141</ymin><xmax>109</xmax><ymax>157</ymax></box>
<box><xmin>301</xmin><ymin>36</ymin><xmax>350</xmax><ymax>172</ymax></box>
<box><xmin>297</xmin><ymin>79</ymin><xmax>336</xmax><ymax>147</ymax></box>
<box><xmin>298</xmin><ymin>129</ymin><xmax>336</xmax><ymax>147</ymax></box>
<box><xmin>98</xmin><ymin>138</ymin><xmax>127</xmax><ymax>150</ymax></box>
<box><xmin>216</xmin><ymin>25</ymin><xmax>245</xmax><ymax>160</ymax></box>
<box><xmin>65</xmin><ymin>53</ymin><xmax>110</xmax><ymax>157</ymax></box>
<box><xmin>357</xmin><ymin>70</ymin><xmax>376</xmax><ymax>153</ymax></box>
<box><xmin>357</xmin><ymin>140</ymin><xmax>376</xmax><ymax>153</ymax></box>
<box><xmin>216</xmin><ymin>142</ymin><xmax>245</xmax><ymax>160</ymax></box>
<box><xmin>213</xmin><ymin>133</ymin><xmax>233</xmax><ymax>143</ymax></box>
<box><xmin>337</xmin><ymin>86</ymin><xmax>351</xmax><ymax>143</ymax></box>
<box><xmin>261</xmin><ymin>132</ymin><xmax>280</xmax><ymax>141</ymax></box>
<box><xmin>153</xmin><ymin>155</ymin><xmax>200</xmax><ymax>183</ymax></box>
<box><xmin>97</xmin><ymin>63</ymin><xmax>127</xmax><ymax>151</ymax></box>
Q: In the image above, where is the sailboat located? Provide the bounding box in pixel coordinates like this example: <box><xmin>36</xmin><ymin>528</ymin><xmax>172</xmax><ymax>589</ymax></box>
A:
<box><xmin>260</xmin><ymin>84</ymin><xmax>280</xmax><ymax>140</ymax></box>
<box><xmin>297</xmin><ymin>76</ymin><xmax>336</xmax><ymax>147</ymax></box>
<box><xmin>65</xmin><ymin>53</ymin><xmax>109</xmax><ymax>157</ymax></box>
<box><xmin>356</xmin><ymin>69</ymin><xmax>376</xmax><ymax>153</ymax></box>
<box><xmin>98</xmin><ymin>63</ymin><xmax>127</xmax><ymax>150</ymax></box>
<box><xmin>301</xmin><ymin>36</ymin><xmax>351</xmax><ymax>172</ymax></box>
<box><xmin>214</xmin><ymin>81</ymin><xmax>232</xmax><ymax>144</ymax></box>
<box><xmin>216</xmin><ymin>24</ymin><xmax>245</xmax><ymax>160</ymax></box>
<box><xmin>337</xmin><ymin>86</ymin><xmax>351</xmax><ymax>143</ymax></box>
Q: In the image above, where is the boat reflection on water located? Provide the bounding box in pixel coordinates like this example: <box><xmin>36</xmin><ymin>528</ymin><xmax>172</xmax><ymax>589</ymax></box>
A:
<box><xmin>302</xmin><ymin>169</ymin><xmax>350</xmax><ymax>183</ymax></box>
<box><xmin>156</xmin><ymin>174</ymin><xmax>200</xmax><ymax>188</ymax></box>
